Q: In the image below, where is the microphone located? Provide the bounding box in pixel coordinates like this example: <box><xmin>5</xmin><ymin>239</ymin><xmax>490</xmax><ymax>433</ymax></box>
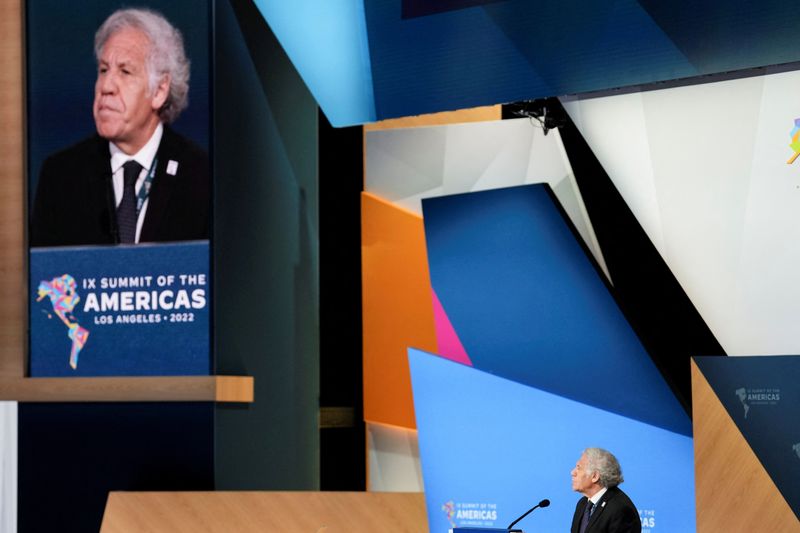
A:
<box><xmin>507</xmin><ymin>499</ymin><xmax>550</xmax><ymax>531</ymax></box>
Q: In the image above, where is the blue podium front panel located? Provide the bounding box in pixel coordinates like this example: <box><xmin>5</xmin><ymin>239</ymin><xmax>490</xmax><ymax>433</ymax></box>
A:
<box><xmin>30</xmin><ymin>242</ymin><xmax>210</xmax><ymax>376</ymax></box>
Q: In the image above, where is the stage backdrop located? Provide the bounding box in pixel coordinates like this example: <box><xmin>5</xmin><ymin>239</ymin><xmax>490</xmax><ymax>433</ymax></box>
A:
<box><xmin>411</xmin><ymin>184</ymin><xmax>695</xmax><ymax>532</ymax></box>
<box><xmin>258</xmin><ymin>0</ymin><xmax>800</xmax><ymax>125</ymax></box>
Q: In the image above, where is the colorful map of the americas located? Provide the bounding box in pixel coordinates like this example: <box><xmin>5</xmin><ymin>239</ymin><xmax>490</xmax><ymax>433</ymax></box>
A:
<box><xmin>37</xmin><ymin>274</ymin><xmax>89</xmax><ymax>369</ymax></box>
<box><xmin>788</xmin><ymin>118</ymin><xmax>800</xmax><ymax>164</ymax></box>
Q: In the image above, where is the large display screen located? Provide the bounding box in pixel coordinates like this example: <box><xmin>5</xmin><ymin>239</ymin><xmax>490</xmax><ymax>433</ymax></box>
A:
<box><xmin>26</xmin><ymin>0</ymin><xmax>211</xmax><ymax>376</ymax></box>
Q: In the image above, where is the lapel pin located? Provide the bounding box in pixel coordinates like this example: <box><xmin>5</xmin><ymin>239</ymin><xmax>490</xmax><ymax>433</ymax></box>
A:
<box><xmin>167</xmin><ymin>160</ymin><xmax>179</xmax><ymax>176</ymax></box>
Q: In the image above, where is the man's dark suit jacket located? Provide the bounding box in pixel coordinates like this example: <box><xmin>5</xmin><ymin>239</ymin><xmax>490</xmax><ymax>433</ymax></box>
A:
<box><xmin>570</xmin><ymin>486</ymin><xmax>641</xmax><ymax>533</ymax></box>
<box><xmin>30</xmin><ymin>125</ymin><xmax>209</xmax><ymax>247</ymax></box>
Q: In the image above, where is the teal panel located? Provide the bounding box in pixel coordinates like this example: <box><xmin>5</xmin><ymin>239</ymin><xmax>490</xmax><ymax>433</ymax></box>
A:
<box><xmin>213</xmin><ymin>0</ymin><xmax>320</xmax><ymax>490</ymax></box>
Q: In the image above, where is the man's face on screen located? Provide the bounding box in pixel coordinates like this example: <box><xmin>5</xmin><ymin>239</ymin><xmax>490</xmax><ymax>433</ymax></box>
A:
<box><xmin>93</xmin><ymin>27</ymin><xmax>168</xmax><ymax>154</ymax></box>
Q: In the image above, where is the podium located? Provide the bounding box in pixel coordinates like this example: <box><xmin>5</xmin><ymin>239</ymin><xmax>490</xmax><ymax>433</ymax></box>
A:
<box><xmin>451</xmin><ymin>528</ymin><xmax>522</xmax><ymax>533</ymax></box>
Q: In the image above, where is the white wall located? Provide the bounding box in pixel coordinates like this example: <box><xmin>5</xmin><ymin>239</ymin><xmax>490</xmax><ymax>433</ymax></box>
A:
<box><xmin>366</xmin><ymin>423</ymin><xmax>423</xmax><ymax>492</ymax></box>
<box><xmin>0</xmin><ymin>402</ymin><xmax>17</xmax><ymax>533</ymax></box>
<box><xmin>563</xmin><ymin>68</ymin><xmax>800</xmax><ymax>356</ymax></box>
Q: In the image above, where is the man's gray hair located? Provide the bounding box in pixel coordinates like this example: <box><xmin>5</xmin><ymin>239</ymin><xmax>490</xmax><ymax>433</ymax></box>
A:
<box><xmin>583</xmin><ymin>448</ymin><xmax>624</xmax><ymax>488</ymax></box>
<box><xmin>95</xmin><ymin>8</ymin><xmax>190</xmax><ymax>124</ymax></box>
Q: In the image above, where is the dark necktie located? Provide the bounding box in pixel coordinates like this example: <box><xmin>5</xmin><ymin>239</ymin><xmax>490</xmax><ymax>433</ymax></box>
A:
<box><xmin>578</xmin><ymin>500</ymin><xmax>594</xmax><ymax>533</ymax></box>
<box><xmin>117</xmin><ymin>160</ymin><xmax>142</xmax><ymax>243</ymax></box>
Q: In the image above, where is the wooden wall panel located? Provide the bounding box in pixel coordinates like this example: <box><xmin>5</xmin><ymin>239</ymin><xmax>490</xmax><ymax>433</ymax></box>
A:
<box><xmin>692</xmin><ymin>360</ymin><xmax>799</xmax><ymax>532</ymax></box>
<box><xmin>0</xmin><ymin>0</ymin><xmax>25</xmax><ymax>378</ymax></box>
<box><xmin>0</xmin><ymin>375</ymin><xmax>253</xmax><ymax>402</ymax></box>
<box><xmin>101</xmin><ymin>491</ymin><xmax>428</xmax><ymax>533</ymax></box>
<box><xmin>364</xmin><ymin>105</ymin><xmax>501</xmax><ymax>132</ymax></box>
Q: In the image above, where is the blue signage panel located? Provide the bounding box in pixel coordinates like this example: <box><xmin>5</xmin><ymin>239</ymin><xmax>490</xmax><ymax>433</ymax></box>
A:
<box><xmin>30</xmin><ymin>242</ymin><xmax>210</xmax><ymax>376</ymax></box>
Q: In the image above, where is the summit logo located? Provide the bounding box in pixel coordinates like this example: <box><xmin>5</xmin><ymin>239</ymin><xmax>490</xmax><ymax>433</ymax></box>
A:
<box><xmin>37</xmin><ymin>274</ymin><xmax>90</xmax><ymax>369</ymax></box>
<box><xmin>734</xmin><ymin>387</ymin><xmax>750</xmax><ymax>418</ymax></box>
<box><xmin>734</xmin><ymin>386</ymin><xmax>780</xmax><ymax>418</ymax></box>
<box><xmin>442</xmin><ymin>500</ymin><xmax>456</xmax><ymax>527</ymax></box>
<box><xmin>442</xmin><ymin>500</ymin><xmax>498</xmax><ymax>528</ymax></box>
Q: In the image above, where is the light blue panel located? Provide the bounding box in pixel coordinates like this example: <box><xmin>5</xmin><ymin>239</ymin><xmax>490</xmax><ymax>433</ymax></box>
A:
<box><xmin>409</xmin><ymin>348</ymin><xmax>695</xmax><ymax>533</ymax></box>
<box><xmin>253</xmin><ymin>0</ymin><xmax>375</xmax><ymax>126</ymax></box>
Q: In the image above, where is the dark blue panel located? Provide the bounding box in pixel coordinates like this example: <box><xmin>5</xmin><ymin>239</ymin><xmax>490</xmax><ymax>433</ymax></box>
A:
<box><xmin>638</xmin><ymin>1</ymin><xmax>800</xmax><ymax>71</ymax></box>
<box><xmin>422</xmin><ymin>184</ymin><xmax>690</xmax><ymax>436</ymax></box>
<box><xmin>254</xmin><ymin>0</ymin><xmax>800</xmax><ymax>125</ymax></box>
<box><xmin>402</xmin><ymin>0</ymin><xmax>506</xmax><ymax>19</ymax></box>
<box><xmin>359</xmin><ymin>0</ymin><xmax>800</xmax><ymax>122</ymax></box>
<box><xmin>18</xmin><ymin>403</ymin><xmax>214</xmax><ymax>533</ymax></box>
<box><xmin>365</xmin><ymin>0</ymin><xmax>693</xmax><ymax>120</ymax></box>
<box><xmin>694</xmin><ymin>356</ymin><xmax>800</xmax><ymax>519</ymax></box>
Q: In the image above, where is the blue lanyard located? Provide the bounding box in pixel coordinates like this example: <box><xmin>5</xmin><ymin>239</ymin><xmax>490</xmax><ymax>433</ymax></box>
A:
<box><xmin>135</xmin><ymin>157</ymin><xmax>158</xmax><ymax>214</ymax></box>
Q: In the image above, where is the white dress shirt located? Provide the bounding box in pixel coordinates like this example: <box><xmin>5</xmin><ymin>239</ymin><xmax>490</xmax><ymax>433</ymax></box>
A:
<box><xmin>108</xmin><ymin>123</ymin><xmax>163</xmax><ymax>243</ymax></box>
<box><xmin>588</xmin><ymin>486</ymin><xmax>608</xmax><ymax>507</ymax></box>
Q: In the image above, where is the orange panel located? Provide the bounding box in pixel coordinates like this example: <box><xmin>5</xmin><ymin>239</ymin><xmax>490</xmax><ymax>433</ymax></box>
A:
<box><xmin>364</xmin><ymin>105</ymin><xmax>501</xmax><ymax>132</ymax></box>
<box><xmin>362</xmin><ymin>192</ymin><xmax>437</xmax><ymax>429</ymax></box>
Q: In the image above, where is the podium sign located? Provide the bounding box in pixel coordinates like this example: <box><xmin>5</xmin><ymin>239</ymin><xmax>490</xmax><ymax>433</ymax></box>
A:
<box><xmin>30</xmin><ymin>242</ymin><xmax>210</xmax><ymax>376</ymax></box>
<box><xmin>452</xmin><ymin>528</ymin><xmax>517</xmax><ymax>533</ymax></box>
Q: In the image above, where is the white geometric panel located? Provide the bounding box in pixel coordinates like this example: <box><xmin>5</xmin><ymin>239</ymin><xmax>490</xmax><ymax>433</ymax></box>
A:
<box><xmin>441</xmin><ymin>119</ymin><xmax>533</xmax><ymax>194</ymax></box>
<box><xmin>735</xmin><ymin>69</ymin><xmax>800</xmax><ymax>354</ymax></box>
<box><xmin>643</xmin><ymin>77</ymin><xmax>763</xmax><ymax>354</ymax></box>
<box><xmin>365</xmin><ymin>118</ymin><xmax>607</xmax><ymax>270</ymax></box>
<box><xmin>563</xmin><ymin>68</ymin><xmax>800</xmax><ymax>356</ymax></box>
<box><xmin>366</xmin><ymin>126</ymin><xmax>446</xmax><ymax>202</ymax></box>
<box><xmin>366</xmin><ymin>422</ymin><xmax>423</xmax><ymax>492</ymax></box>
<box><xmin>561</xmin><ymin>92</ymin><xmax>664</xmax><ymax>253</ymax></box>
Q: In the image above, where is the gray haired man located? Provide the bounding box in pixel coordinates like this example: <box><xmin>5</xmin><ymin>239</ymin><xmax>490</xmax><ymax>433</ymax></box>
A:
<box><xmin>31</xmin><ymin>8</ymin><xmax>209</xmax><ymax>247</ymax></box>
<box><xmin>570</xmin><ymin>448</ymin><xmax>641</xmax><ymax>533</ymax></box>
